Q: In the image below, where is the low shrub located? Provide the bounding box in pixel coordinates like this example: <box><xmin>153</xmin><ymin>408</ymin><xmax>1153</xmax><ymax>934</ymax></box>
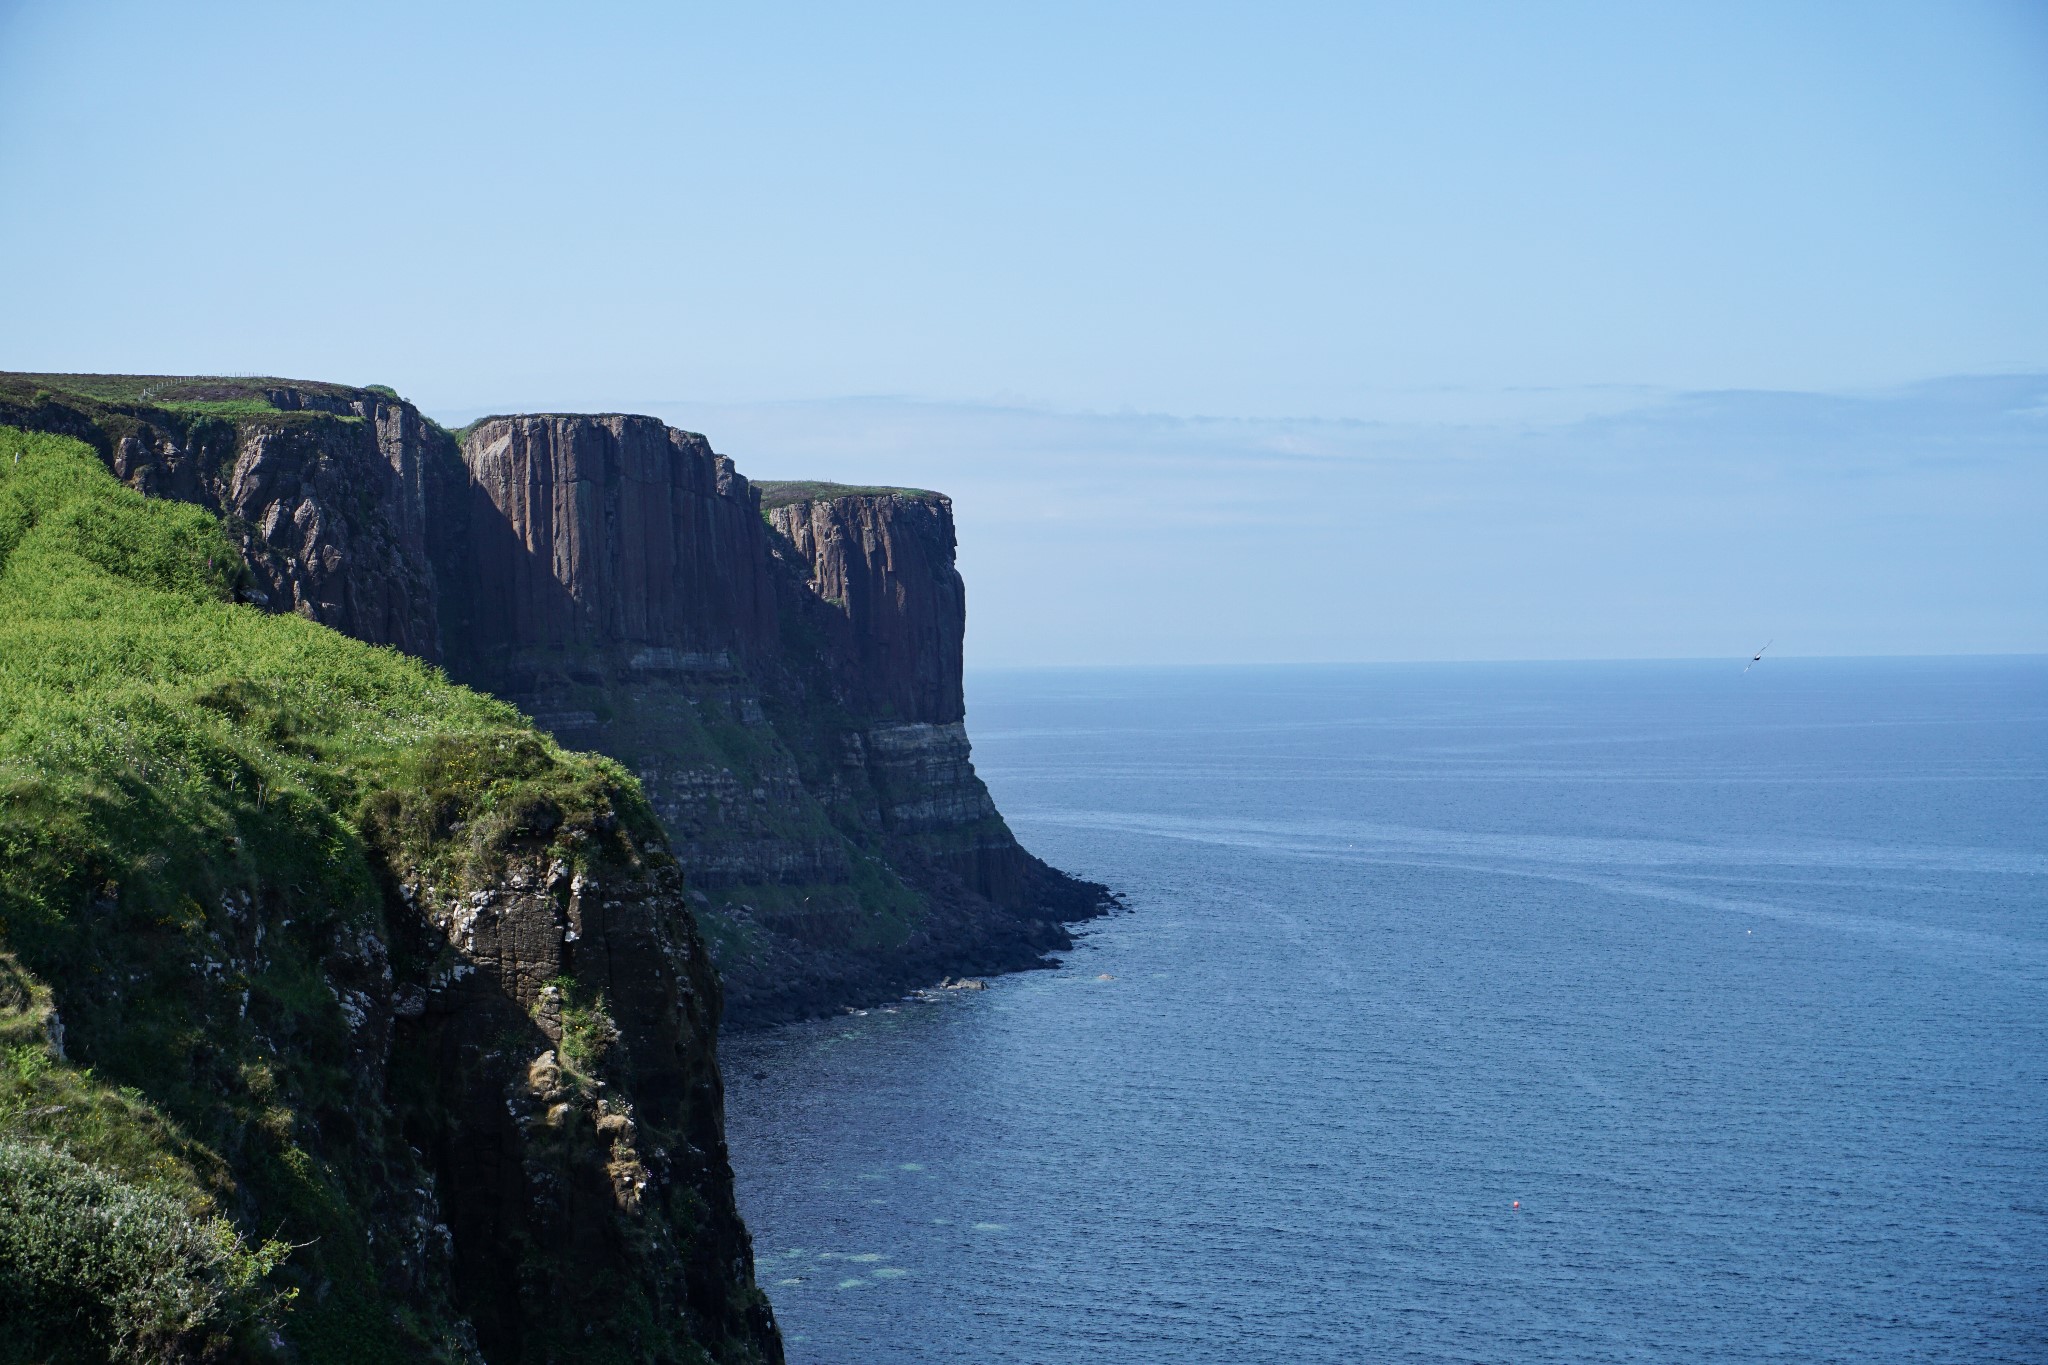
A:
<box><xmin>0</xmin><ymin>1138</ymin><xmax>288</xmax><ymax>1364</ymax></box>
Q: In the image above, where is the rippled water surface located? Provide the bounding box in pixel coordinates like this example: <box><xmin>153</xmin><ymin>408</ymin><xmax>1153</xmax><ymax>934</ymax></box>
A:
<box><xmin>722</xmin><ymin>660</ymin><xmax>2048</xmax><ymax>1363</ymax></box>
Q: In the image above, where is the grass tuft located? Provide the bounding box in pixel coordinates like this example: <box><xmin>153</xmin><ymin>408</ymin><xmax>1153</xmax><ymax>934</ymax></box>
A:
<box><xmin>0</xmin><ymin>1137</ymin><xmax>291</xmax><ymax>1364</ymax></box>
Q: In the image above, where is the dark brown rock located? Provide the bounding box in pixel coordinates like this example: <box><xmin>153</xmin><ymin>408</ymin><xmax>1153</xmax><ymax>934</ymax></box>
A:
<box><xmin>438</xmin><ymin>414</ymin><xmax>776</xmax><ymax>670</ymax></box>
<box><xmin>0</xmin><ymin>376</ymin><xmax>446</xmax><ymax>659</ymax></box>
<box><xmin>428</xmin><ymin>420</ymin><xmax>1116</xmax><ymax>1028</ymax></box>
<box><xmin>765</xmin><ymin>491</ymin><xmax>965</xmax><ymax>722</ymax></box>
<box><xmin>396</xmin><ymin>848</ymin><xmax>781</xmax><ymax>1364</ymax></box>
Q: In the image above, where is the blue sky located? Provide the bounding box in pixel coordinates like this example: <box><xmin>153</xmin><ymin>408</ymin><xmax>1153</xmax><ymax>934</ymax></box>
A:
<box><xmin>644</xmin><ymin>379</ymin><xmax>2046</xmax><ymax>664</ymax></box>
<box><xmin>2</xmin><ymin>2</ymin><xmax>2043</xmax><ymax>662</ymax></box>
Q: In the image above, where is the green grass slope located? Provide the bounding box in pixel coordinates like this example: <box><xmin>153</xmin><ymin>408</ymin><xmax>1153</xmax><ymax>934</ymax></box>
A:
<box><xmin>0</xmin><ymin>373</ymin><xmax>397</xmax><ymax>408</ymax></box>
<box><xmin>752</xmin><ymin>480</ymin><xmax>941</xmax><ymax>511</ymax></box>
<box><xmin>0</xmin><ymin>427</ymin><xmax>672</xmax><ymax>1361</ymax></box>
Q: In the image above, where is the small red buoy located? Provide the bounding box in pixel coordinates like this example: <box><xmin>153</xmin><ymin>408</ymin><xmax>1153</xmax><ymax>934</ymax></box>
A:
<box><xmin>1513</xmin><ymin>1201</ymin><xmax>1521</xmax><ymax>1209</ymax></box>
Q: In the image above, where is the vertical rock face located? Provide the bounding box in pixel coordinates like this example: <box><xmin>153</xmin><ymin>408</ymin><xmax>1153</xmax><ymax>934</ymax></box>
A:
<box><xmin>225</xmin><ymin>399</ymin><xmax>443</xmax><ymax>657</ymax></box>
<box><xmin>431</xmin><ymin>414</ymin><xmax>1112</xmax><ymax>1025</ymax></box>
<box><xmin>765</xmin><ymin>491</ymin><xmax>966</xmax><ymax>722</ymax></box>
<box><xmin>761</xmin><ymin>488</ymin><xmax>1049</xmax><ymax>907</ymax></box>
<box><xmin>442</xmin><ymin>415</ymin><xmax>776</xmax><ymax>669</ymax></box>
<box><xmin>394</xmin><ymin>845</ymin><xmax>781</xmax><ymax>1364</ymax></box>
<box><xmin>0</xmin><ymin>378</ymin><xmax>446</xmax><ymax>658</ymax></box>
<box><xmin>145</xmin><ymin>392</ymin><xmax>443</xmax><ymax>658</ymax></box>
<box><xmin>427</xmin><ymin>417</ymin><xmax>875</xmax><ymax>997</ymax></box>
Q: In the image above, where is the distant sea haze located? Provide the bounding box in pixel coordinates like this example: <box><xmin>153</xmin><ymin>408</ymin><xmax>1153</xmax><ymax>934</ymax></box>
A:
<box><xmin>725</xmin><ymin>657</ymin><xmax>2048</xmax><ymax>1364</ymax></box>
<box><xmin>631</xmin><ymin>375</ymin><xmax>2048</xmax><ymax>668</ymax></box>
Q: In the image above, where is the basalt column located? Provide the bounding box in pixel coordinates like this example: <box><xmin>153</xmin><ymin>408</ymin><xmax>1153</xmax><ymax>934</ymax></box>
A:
<box><xmin>437</xmin><ymin>414</ymin><xmax>778</xmax><ymax>676</ymax></box>
<box><xmin>763</xmin><ymin>487</ymin><xmax>1076</xmax><ymax>910</ymax></box>
<box><xmin>428</xmin><ymin>419</ymin><xmax>1111</xmax><ymax>1026</ymax></box>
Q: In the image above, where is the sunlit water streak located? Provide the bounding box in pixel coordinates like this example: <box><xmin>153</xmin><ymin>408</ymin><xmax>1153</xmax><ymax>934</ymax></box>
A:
<box><xmin>723</xmin><ymin>659</ymin><xmax>2047</xmax><ymax>1363</ymax></box>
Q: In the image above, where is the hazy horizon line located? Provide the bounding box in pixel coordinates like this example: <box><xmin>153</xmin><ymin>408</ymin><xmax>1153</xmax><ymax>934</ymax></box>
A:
<box><xmin>426</xmin><ymin>368</ymin><xmax>2048</xmax><ymax>435</ymax></box>
<box><xmin>965</xmin><ymin>651</ymin><xmax>2048</xmax><ymax>671</ymax></box>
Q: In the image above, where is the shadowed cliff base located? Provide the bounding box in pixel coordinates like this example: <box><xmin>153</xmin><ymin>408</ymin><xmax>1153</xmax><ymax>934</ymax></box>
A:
<box><xmin>705</xmin><ymin>851</ymin><xmax>1117</xmax><ymax>1027</ymax></box>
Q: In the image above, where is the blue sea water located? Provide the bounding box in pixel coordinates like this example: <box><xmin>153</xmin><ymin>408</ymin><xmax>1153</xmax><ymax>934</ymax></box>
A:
<box><xmin>721</xmin><ymin>659</ymin><xmax>2048</xmax><ymax>1363</ymax></box>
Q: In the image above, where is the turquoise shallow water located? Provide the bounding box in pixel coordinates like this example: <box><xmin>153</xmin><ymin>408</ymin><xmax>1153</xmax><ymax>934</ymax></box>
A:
<box><xmin>722</xmin><ymin>659</ymin><xmax>2048</xmax><ymax>1363</ymax></box>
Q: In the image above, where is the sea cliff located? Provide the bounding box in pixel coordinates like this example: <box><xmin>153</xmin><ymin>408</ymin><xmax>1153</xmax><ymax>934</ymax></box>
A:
<box><xmin>439</xmin><ymin>413</ymin><xmax>1109</xmax><ymax>1023</ymax></box>
<box><xmin>0</xmin><ymin>371</ymin><xmax>1108</xmax><ymax>1361</ymax></box>
<box><xmin>0</xmin><ymin>421</ymin><xmax>779</xmax><ymax>1361</ymax></box>
<box><xmin>0</xmin><ymin>376</ymin><xmax>1109</xmax><ymax>1024</ymax></box>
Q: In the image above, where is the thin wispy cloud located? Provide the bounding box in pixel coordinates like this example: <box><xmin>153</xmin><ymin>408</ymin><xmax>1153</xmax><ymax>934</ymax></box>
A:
<box><xmin>470</xmin><ymin>377</ymin><xmax>2044</xmax><ymax>667</ymax></box>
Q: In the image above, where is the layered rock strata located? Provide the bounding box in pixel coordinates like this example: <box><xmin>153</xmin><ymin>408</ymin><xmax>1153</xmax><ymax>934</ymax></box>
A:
<box><xmin>435</xmin><ymin>416</ymin><xmax>1110</xmax><ymax>1025</ymax></box>
<box><xmin>761</xmin><ymin>489</ymin><xmax>1058</xmax><ymax>910</ymax></box>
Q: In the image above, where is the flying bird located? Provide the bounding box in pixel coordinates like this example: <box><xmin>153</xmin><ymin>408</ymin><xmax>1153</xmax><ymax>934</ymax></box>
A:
<box><xmin>1744</xmin><ymin>640</ymin><xmax>1772</xmax><ymax>673</ymax></box>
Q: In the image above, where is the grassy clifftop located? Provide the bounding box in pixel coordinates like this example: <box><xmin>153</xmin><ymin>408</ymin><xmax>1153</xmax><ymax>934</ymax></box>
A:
<box><xmin>0</xmin><ymin>374</ymin><xmax>400</xmax><ymax>435</ymax></box>
<box><xmin>0</xmin><ymin>427</ymin><xmax>753</xmax><ymax>1362</ymax></box>
<box><xmin>753</xmin><ymin>479</ymin><xmax>942</xmax><ymax>511</ymax></box>
<box><xmin>0</xmin><ymin>373</ymin><xmax>399</xmax><ymax>407</ymax></box>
